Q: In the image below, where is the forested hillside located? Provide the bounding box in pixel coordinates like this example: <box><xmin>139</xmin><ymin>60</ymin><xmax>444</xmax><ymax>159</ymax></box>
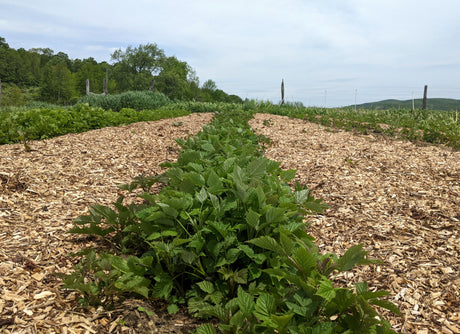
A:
<box><xmin>355</xmin><ymin>98</ymin><xmax>460</xmax><ymax>111</ymax></box>
<box><xmin>0</xmin><ymin>36</ymin><xmax>242</xmax><ymax>105</ymax></box>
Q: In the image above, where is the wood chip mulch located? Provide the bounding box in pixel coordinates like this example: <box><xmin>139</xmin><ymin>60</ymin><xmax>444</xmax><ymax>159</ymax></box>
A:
<box><xmin>0</xmin><ymin>112</ymin><xmax>458</xmax><ymax>333</ymax></box>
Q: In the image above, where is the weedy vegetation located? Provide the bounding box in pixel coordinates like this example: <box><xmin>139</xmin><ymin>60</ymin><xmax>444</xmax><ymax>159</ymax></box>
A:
<box><xmin>61</xmin><ymin>109</ymin><xmax>401</xmax><ymax>333</ymax></box>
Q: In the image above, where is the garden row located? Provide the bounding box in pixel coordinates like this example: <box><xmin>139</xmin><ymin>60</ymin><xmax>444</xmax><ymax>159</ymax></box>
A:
<box><xmin>62</xmin><ymin>109</ymin><xmax>400</xmax><ymax>333</ymax></box>
<box><xmin>255</xmin><ymin>102</ymin><xmax>460</xmax><ymax>149</ymax></box>
<box><xmin>1</xmin><ymin>96</ymin><xmax>458</xmax><ymax>149</ymax></box>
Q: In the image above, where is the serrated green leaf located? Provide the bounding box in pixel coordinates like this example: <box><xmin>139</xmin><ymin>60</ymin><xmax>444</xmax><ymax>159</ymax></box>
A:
<box><xmin>247</xmin><ymin>157</ymin><xmax>269</xmax><ymax>178</ymax></box>
<box><xmin>315</xmin><ymin>279</ymin><xmax>337</xmax><ymax>302</ymax></box>
<box><xmin>292</xmin><ymin>246</ymin><xmax>317</xmax><ymax>276</ymax></box>
<box><xmin>152</xmin><ymin>273</ymin><xmax>173</xmax><ymax>298</ymax></box>
<box><xmin>246</xmin><ymin>208</ymin><xmax>260</xmax><ymax>229</ymax></box>
<box><xmin>279</xmin><ymin>230</ymin><xmax>295</xmax><ymax>255</ymax></box>
<box><xmin>146</xmin><ymin>232</ymin><xmax>161</xmax><ymax>241</ymax></box>
<box><xmin>355</xmin><ymin>281</ymin><xmax>368</xmax><ymax>295</ymax></box>
<box><xmin>197</xmin><ymin>280</ymin><xmax>215</xmax><ymax>294</ymax></box>
<box><xmin>337</xmin><ymin>244</ymin><xmax>368</xmax><ymax>271</ymax></box>
<box><xmin>196</xmin><ymin>323</ymin><xmax>217</xmax><ymax>334</ymax></box>
<box><xmin>110</xmin><ymin>255</ymin><xmax>129</xmax><ymax>273</ymax></box>
<box><xmin>237</xmin><ymin>286</ymin><xmax>255</xmax><ymax>317</ymax></box>
<box><xmin>196</xmin><ymin>187</ymin><xmax>208</xmax><ymax>203</ymax></box>
<box><xmin>270</xmin><ymin>313</ymin><xmax>294</xmax><ymax>330</ymax></box>
<box><xmin>187</xmin><ymin>162</ymin><xmax>204</xmax><ymax>172</ymax></box>
<box><xmin>167</xmin><ymin>304</ymin><xmax>179</xmax><ymax>314</ymax></box>
<box><xmin>89</xmin><ymin>204</ymin><xmax>118</xmax><ymax>223</ymax></box>
<box><xmin>265</xmin><ymin>206</ymin><xmax>286</xmax><ymax>224</ymax></box>
<box><xmin>248</xmin><ymin>236</ymin><xmax>284</xmax><ymax>254</ymax></box>
<box><xmin>180</xmin><ymin>250</ymin><xmax>197</xmax><ymax>264</ymax></box>
<box><xmin>370</xmin><ymin>299</ymin><xmax>402</xmax><ymax>316</ymax></box>
<box><xmin>158</xmin><ymin>203</ymin><xmax>179</xmax><ymax>218</ymax></box>
<box><xmin>178</xmin><ymin>150</ymin><xmax>202</xmax><ymax>165</ymax></box>
<box><xmin>254</xmin><ymin>293</ymin><xmax>275</xmax><ymax>320</ymax></box>
<box><xmin>207</xmin><ymin>170</ymin><xmax>223</xmax><ymax>193</ymax></box>
<box><xmin>280</xmin><ymin>169</ymin><xmax>297</xmax><ymax>182</ymax></box>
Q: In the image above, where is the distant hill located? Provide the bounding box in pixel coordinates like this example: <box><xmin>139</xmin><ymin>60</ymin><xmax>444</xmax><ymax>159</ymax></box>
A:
<box><xmin>353</xmin><ymin>98</ymin><xmax>460</xmax><ymax>111</ymax></box>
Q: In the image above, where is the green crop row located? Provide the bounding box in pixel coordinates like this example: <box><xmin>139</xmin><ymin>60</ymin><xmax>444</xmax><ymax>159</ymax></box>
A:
<box><xmin>62</xmin><ymin>109</ymin><xmax>400</xmax><ymax>333</ymax></box>
<box><xmin>258</xmin><ymin>103</ymin><xmax>460</xmax><ymax>149</ymax></box>
<box><xmin>0</xmin><ymin>103</ymin><xmax>190</xmax><ymax>145</ymax></box>
<box><xmin>77</xmin><ymin>91</ymin><xmax>171</xmax><ymax>111</ymax></box>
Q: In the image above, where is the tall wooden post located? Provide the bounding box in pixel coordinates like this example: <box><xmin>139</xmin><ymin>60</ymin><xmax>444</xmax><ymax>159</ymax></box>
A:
<box><xmin>103</xmin><ymin>68</ymin><xmax>108</xmax><ymax>95</ymax></box>
<box><xmin>422</xmin><ymin>85</ymin><xmax>428</xmax><ymax>110</ymax></box>
<box><xmin>281</xmin><ymin>79</ymin><xmax>285</xmax><ymax>105</ymax></box>
<box><xmin>149</xmin><ymin>79</ymin><xmax>155</xmax><ymax>92</ymax></box>
<box><xmin>86</xmin><ymin>79</ymin><xmax>90</xmax><ymax>95</ymax></box>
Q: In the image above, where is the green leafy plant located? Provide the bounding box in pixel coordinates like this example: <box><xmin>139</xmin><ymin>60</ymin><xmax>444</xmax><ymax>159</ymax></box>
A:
<box><xmin>62</xmin><ymin>108</ymin><xmax>401</xmax><ymax>332</ymax></box>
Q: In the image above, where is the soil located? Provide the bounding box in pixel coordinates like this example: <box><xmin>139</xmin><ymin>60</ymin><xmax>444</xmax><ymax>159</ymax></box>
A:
<box><xmin>0</xmin><ymin>112</ymin><xmax>458</xmax><ymax>333</ymax></box>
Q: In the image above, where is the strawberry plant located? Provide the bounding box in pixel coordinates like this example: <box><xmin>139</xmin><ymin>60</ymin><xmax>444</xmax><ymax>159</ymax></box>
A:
<box><xmin>63</xmin><ymin>108</ymin><xmax>400</xmax><ymax>333</ymax></box>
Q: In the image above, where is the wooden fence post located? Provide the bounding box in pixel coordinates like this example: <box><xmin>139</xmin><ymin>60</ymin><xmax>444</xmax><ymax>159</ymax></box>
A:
<box><xmin>422</xmin><ymin>85</ymin><xmax>428</xmax><ymax>110</ymax></box>
<box><xmin>281</xmin><ymin>79</ymin><xmax>285</xmax><ymax>105</ymax></box>
<box><xmin>86</xmin><ymin>79</ymin><xmax>90</xmax><ymax>95</ymax></box>
<box><xmin>103</xmin><ymin>78</ymin><xmax>108</xmax><ymax>95</ymax></box>
<box><xmin>103</xmin><ymin>68</ymin><xmax>108</xmax><ymax>95</ymax></box>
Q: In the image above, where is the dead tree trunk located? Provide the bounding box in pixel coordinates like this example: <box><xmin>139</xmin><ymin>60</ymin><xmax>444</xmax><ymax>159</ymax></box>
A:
<box><xmin>281</xmin><ymin>79</ymin><xmax>285</xmax><ymax>105</ymax></box>
<box><xmin>422</xmin><ymin>85</ymin><xmax>428</xmax><ymax>110</ymax></box>
<box><xmin>86</xmin><ymin>79</ymin><xmax>90</xmax><ymax>95</ymax></box>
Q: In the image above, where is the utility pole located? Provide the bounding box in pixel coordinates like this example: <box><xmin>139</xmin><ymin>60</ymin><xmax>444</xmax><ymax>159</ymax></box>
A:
<box><xmin>422</xmin><ymin>85</ymin><xmax>428</xmax><ymax>110</ymax></box>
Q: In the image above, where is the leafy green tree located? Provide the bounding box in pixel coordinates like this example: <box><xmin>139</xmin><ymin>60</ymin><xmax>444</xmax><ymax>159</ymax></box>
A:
<box><xmin>111</xmin><ymin>43</ymin><xmax>165</xmax><ymax>91</ymax></box>
<box><xmin>0</xmin><ymin>36</ymin><xmax>8</xmax><ymax>48</ymax></box>
<box><xmin>155</xmin><ymin>56</ymin><xmax>197</xmax><ymax>100</ymax></box>
<box><xmin>74</xmin><ymin>61</ymin><xmax>107</xmax><ymax>95</ymax></box>
<box><xmin>0</xmin><ymin>83</ymin><xmax>25</xmax><ymax>106</ymax></box>
<box><xmin>202</xmin><ymin>79</ymin><xmax>217</xmax><ymax>92</ymax></box>
<box><xmin>40</xmin><ymin>62</ymin><xmax>75</xmax><ymax>103</ymax></box>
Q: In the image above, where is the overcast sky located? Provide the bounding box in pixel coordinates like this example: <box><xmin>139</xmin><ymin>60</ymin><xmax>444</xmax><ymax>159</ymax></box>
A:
<box><xmin>1</xmin><ymin>0</ymin><xmax>459</xmax><ymax>106</ymax></box>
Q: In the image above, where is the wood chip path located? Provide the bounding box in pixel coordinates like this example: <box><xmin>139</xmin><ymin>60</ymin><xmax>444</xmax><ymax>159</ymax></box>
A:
<box><xmin>0</xmin><ymin>112</ymin><xmax>458</xmax><ymax>333</ymax></box>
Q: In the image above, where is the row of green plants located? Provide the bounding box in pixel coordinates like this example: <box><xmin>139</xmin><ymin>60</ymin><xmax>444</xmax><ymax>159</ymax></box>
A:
<box><xmin>256</xmin><ymin>102</ymin><xmax>460</xmax><ymax>149</ymax></box>
<box><xmin>61</xmin><ymin>109</ymin><xmax>400</xmax><ymax>333</ymax></box>
<box><xmin>0</xmin><ymin>103</ymin><xmax>190</xmax><ymax>145</ymax></box>
<box><xmin>2</xmin><ymin>97</ymin><xmax>457</xmax><ymax>150</ymax></box>
<box><xmin>77</xmin><ymin>91</ymin><xmax>171</xmax><ymax>111</ymax></box>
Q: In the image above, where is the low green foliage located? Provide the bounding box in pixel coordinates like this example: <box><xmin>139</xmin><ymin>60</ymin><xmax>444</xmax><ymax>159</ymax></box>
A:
<box><xmin>78</xmin><ymin>91</ymin><xmax>171</xmax><ymax>111</ymax></box>
<box><xmin>258</xmin><ymin>102</ymin><xmax>459</xmax><ymax>149</ymax></box>
<box><xmin>63</xmin><ymin>109</ymin><xmax>400</xmax><ymax>333</ymax></box>
<box><xmin>0</xmin><ymin>103</ymin><xmax>190</xmax><ymax>145</ymax></box>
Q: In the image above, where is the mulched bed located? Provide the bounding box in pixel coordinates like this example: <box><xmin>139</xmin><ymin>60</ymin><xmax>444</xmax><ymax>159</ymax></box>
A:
<box><xmin>0</xmin><ymin>112</ymin><xmax>458</xmax><ymax>333</ymax></box>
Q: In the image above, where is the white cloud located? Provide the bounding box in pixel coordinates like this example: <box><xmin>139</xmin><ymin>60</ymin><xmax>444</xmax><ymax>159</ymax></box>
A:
<box><xmin>1</xmin><ymin>0</ymin><xmax>460</xmax><ymax>105</ymax></box>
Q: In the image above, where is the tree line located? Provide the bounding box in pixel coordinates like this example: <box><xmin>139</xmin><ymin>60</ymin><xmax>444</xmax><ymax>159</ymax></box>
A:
<box><xmin>0</xmin><ymin>36</ymin><xmax>242</xmax><ymax>106</ymax></box>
